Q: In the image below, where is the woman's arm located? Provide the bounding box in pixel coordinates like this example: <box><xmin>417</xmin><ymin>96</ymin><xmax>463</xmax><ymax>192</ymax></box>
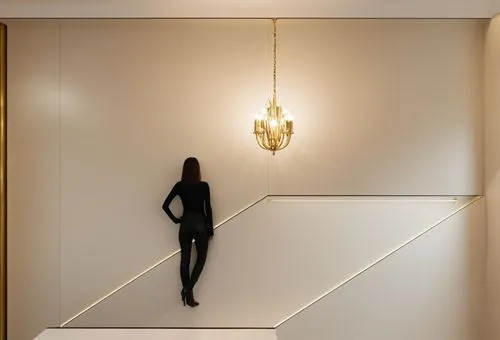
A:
<box><xmin>204</xmin><ymin>182</ymin><xmax>214</xmax><ymax>236</ymax></box>
<box><xmin>162</xmin><ymin>182</ymin><xmax>182</xmax><ymax>224</ymax></box>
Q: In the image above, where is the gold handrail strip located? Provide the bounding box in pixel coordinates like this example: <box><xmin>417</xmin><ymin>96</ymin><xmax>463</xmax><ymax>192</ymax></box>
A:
<box><xmin>269</xmin><ymin>197</ymin><xmax>459</xmax><ymax>203</ymax></box>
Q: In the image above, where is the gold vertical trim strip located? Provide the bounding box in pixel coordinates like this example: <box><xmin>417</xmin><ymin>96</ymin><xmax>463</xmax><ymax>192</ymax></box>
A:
<box><xmin>0</xmin><ymin>23</ymin><xmax>6</xmax><ymax>340</ymax></box>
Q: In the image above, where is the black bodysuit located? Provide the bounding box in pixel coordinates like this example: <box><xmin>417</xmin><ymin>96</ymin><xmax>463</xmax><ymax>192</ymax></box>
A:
<box><xmin>162</xmin><ymin>181</ymin><xmax>213</xmax><ymax>235</ymax></box>
<box><xmin>162</xmin><ymin>180</ymin><xmax>213</xmax><ymax>290</ymax></box>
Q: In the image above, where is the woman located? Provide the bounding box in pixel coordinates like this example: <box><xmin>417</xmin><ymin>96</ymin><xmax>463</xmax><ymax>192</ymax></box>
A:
<box><xmin>162</xmin><ymin>157</ymin><xmax>213</xmax><ymax>307</ymax></box>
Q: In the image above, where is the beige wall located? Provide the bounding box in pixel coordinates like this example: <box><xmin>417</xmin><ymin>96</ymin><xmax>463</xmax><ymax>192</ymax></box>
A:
<box><xmin>271</xmin><ymin>19</ymin><xmax>485</xmax><ymax>195</ymax></box>
<box><xmin>56</xmin><ymin>19</ymin><xmax>269</xmax><ymax>323</ymax></box>
<box><xmin>4</xmin><ymin>19</ymin><xmax>486</xmax><ymax>340</ymax></box>
<box><xmin>485</xmin><ymin>14</ymin><xmax>500</xmax><ymax>340</ymax></box>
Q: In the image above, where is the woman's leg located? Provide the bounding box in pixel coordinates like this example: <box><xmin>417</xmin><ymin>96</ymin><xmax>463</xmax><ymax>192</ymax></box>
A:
<box><xmin>178</xmin><ymin>224</ymin><xmax>193</xmax><ymax>289</ymax></box>
<box><xmin>190</xmin><ymin>222</ymin><xmax>209</xmax><ymax>289</ymax></box>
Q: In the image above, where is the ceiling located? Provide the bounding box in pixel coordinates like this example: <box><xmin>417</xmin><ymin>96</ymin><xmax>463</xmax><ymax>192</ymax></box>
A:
<box><xmin>0</xmin><ymin>0</ymin><xmax>499</xmax><ymax>19</ymax></box>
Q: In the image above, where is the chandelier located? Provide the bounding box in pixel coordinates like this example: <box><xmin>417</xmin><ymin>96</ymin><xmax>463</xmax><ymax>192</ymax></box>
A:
<box><xmin>254</xmin><ymin>18</ymin><xmax>293</xmax><ymax>155</ymax></box>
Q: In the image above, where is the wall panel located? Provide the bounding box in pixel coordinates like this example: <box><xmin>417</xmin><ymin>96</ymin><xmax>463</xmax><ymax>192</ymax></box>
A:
<box><xmin>271</xmin><ymin>19</ymin><xmax>485</xmax><ymax>195</ymax></box>
<box><xmin>276</xmin><ymin>199</ymin><xmax>486</xmax><ymax>340</ymax></box>
<box><xmin>6</xmin><ymin>20</ymin><xmax>60</xmax><ymax>340</ymax></box>
<box><xmin>58</xmin><ymin>19</ymin><xmax>269</xmax><ymax>322</ymax></box>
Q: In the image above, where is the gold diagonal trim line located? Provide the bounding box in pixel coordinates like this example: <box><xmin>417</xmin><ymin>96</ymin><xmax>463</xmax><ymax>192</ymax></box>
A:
<box><xmin>273</xmin><ymin>195</ymin><xmax>483</xmax><ymax>329</ymax></box>
<box><xmin>60</xmin><ymin>195</ymin><xmax>268</xmax><ymax>327</ymax></box>
<box><xmin>269</xmin><ymin>198</ymin><xmax>459</xmax><ymax>203</ymax></box>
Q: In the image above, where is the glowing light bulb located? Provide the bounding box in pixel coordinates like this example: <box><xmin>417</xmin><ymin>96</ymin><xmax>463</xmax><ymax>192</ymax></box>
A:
<box><xmin>270</xmin><ymin>119</ymin><xmax>278</xmax><ymax>128</ymax></box>
<box><xmin>255</xmin><ymin>109</ymin><xmax>266</xmax><ymax>121</ymax></box>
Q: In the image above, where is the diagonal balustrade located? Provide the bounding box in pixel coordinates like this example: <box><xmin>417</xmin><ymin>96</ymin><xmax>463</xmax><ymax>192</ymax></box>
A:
<box><xmin>61</xmin><ymin>196</ymin><xmax>471</xmax><ymax>329</ymax></box>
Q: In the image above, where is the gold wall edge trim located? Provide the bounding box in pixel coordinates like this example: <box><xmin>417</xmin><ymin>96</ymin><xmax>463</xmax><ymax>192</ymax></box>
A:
<box><xmin>0</xmin><ymin>22</ymin><xmax>7</xmax><ymax>340</ymax></box>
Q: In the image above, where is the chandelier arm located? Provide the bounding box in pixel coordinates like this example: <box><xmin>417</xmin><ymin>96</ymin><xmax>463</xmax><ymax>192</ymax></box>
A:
<box><xmin>264</xmin><ymin>124</ymin><xmax>273</xmax><ymax>147</ymax></box>
<box><xmin>256</xmin><ymin>137</ymin><xmax>268</xmax><ymax>151</ymax></box>
<box><xmin>276</xmin><ymin>132</ymin><xmax>286</xmax><ymax>150</ymax></box>
<box><xmin>277</xmin><ymin>134</ymin><xmax>291</xmax><ymax>151</ymax></box>
<box><xmin>256</xmin><ymin>134</ymin><xmax>268</xmax><ymax>150</ymax></box>
<box><xmin>260</xmin><ymin>127</ymin><xmax>273</xmax><ymax>150</ymax></box>
<box><xmin>265</xmin><ymin>139</ymin><xmax>271</xmax><ymax>150</ymax></box>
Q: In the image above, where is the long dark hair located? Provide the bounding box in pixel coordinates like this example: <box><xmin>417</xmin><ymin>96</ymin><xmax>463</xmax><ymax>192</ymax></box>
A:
<box><xmin>181</xmin><ymin>157</ymin><xmax>201</xmax><ymax>184</ymax></box>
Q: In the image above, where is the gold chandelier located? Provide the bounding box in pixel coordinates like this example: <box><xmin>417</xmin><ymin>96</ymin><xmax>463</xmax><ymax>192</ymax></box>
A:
<box><xmin>254</xmin><ymin>18</ymin><xmax>293</xmax><ymax>155</ymax></box>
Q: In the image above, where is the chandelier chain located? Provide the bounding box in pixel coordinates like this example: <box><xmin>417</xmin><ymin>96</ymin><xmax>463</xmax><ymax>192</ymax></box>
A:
<box><xmin>273</xmin><ymin>18</ymin><xmax>277</xmax><ymax>101</ymax></box>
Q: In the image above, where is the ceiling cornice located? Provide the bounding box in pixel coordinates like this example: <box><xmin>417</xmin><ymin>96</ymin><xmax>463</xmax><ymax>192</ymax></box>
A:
<box><xmin>0</xmin><ymin>0</ymin><xmax>495</xmax><ymax>19</ymax></box>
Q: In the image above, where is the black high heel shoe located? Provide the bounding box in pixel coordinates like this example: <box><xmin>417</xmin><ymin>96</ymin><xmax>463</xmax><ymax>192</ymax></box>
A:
<box><xmin>181</xmin><ymin>289</ymin><xmax>187</xmax><ymax>306</ymax></box>
<box><xmin>182</xmin><ymin>288</ymin><xmax>199</xmax><ymax>307</ymax></box>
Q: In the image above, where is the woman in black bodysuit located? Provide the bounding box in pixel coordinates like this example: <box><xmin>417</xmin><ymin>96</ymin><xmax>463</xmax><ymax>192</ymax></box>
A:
<box><xmin>162</xmin><ymin>157</ymin><xmax>213</xmax><ymax>307</ymax></box>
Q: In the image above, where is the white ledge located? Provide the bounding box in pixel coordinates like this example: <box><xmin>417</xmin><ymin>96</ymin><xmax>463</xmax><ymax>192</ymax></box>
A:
<box><xmin>35</xmin><ymin>328</ymin><xmax>277</xmax><ymax>340</ymax></box>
